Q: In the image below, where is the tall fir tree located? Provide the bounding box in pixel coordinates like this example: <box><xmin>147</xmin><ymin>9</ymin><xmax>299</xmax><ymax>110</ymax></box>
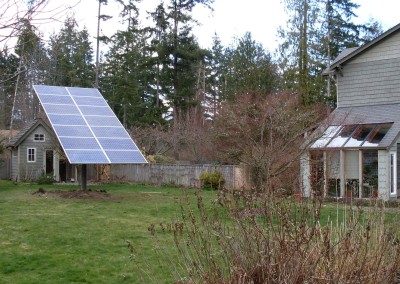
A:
<box><xmin>0</xmin><ymin>49</ymin><xmax>19</xmax><ymax>128</ymax></box>
<box><xmin>10</xmin><ymin>19</ymin><xmax>47</xmax><ymax>129</ymax></box>
<box><xmin>226</xmin><ymin>32</ymin><xmax>279</xmax><ymax>99</ymax></box>
<box><xmin>47</xmin><ymin>17</ymin><xmax>95</xmax><ymax>87</ymax></box>
<box><xmin>278</xmin><ymin>0</ymin><xmax>382</xmax><ymax>105</ymax></box>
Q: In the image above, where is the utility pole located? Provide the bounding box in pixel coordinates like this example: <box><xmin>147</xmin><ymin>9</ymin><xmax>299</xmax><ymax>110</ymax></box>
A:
<box><xmin>95</xmin><ymin>0</ymin><xmax>101</xmax><ymax>88</ymax></box>
<box><xmin>326</xmin><ymin>0</ymin><xmax>331</xmax><ymax>98</ymax></box>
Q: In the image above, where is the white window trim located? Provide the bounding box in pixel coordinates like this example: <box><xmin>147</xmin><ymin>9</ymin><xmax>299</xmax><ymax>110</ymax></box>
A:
<box><xmin>27</xmin><ymin>148</ymin><xmax>36</xmax><ymax>163</ymax></box>
<box><xmin>33</xmin><ymin>133</ymin><xmax>45</xmax><ymax>142</ymax></box>
<box><xmin>390</xmin><ymin>152</ymin><xmax>397</xmax><ymax>196</ymax></box>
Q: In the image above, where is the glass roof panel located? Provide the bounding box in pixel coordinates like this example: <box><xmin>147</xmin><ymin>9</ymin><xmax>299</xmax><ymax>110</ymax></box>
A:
<box><xmin>310</xmin><ymin>125</ymin><xmax>342</xmax><ymax>148</ymax></box>
<box><xmin>362</xmin><ymin>123</ymin><xmax>392</xmax><ymax>147</ymax></box>
<box><xmin>344</xmin><ymin>124</ymin><xmax>376</xmax><ymax>147</ymax></box>
<box><xmin>326</xmin><ymin>125</ymin><xmax>359</xmax><ymax>148</ymax></box>
<box><xmin>310</xmin><ymin>123</ymin><xmax>393</xmax><ymax>149</ymax></box>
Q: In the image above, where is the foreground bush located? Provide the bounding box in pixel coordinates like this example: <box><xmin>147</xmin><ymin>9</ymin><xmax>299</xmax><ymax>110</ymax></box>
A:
<box><xmin>171</xmin><ymin>189</ymin><xmax>400</xmax><ymax>283</ymax></box>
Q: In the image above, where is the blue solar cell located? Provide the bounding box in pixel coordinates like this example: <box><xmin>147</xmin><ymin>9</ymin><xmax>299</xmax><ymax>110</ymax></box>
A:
<box><xmin>60</xmin><ymin>137</ymin><xmax>100</xmax><ymax>150</ymax></box>
<box><xmin>91</xmin><ymin>127</ymin><xmax>129</xmax><ymax>138</ymax></box>
<box><xmin>65</xmin><ymin>150</ymin><xmax>109</xmax><ymax>164</ymax></box>
<box><xmin>105</xmin><ymin>150</ymin><xmax>147</xmax><ymax>163</ymax></box>
<box><xmin>48</xmin><ymin>114</ymin><xmax>86</xmax><ymax>126</ymax></box>
<box><xmin>80</xmin><ymin>106</ymin><xmax>114</xmax><ymax>116</ymax></box>
<box><xmin>98</xmin><ymin>138</ymin><xmax>138</xmax><ymax>150</ymax></box>
<box><xmin>43</xmin><ymin>104</ymin><xmax>80</xmax><ymax>115</ymax></box>
<box><xmin>34</xmin><ymin>85</ymin><xmax>69</xmax><ymax>95</ymax></box>
<box><xmin>67</xmin><ymin>87</ymin><xmax>102</xmax><ymax>97</ymax></box>
<box><xmin>73</xmin><ymin>96</ymin><xmax>108</xmax><ymax>107</ymax></box>
<box><xmin>85</xmin><ymin>115</ymin><xmax>121</xmax><ymax>127</ymax></box>
<box><xmin>54</xmin><ymin>125</ymin><xmax>93</xmax><ymax>137</ymax></box>
<box><xmin>39</xmin><ymin>94</ymin><xmax>74</xmax><ymax>105</ymax></box>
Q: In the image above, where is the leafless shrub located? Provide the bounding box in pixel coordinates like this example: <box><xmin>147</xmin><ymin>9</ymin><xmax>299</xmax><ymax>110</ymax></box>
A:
<box><xmin>172</xmin><ymin>190</ymin><xmax>400</xmax><ymax>283</ymax></box>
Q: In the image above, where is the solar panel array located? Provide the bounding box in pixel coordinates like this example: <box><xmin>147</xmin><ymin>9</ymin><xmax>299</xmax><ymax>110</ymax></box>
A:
<box><xmin>33</xmin><ymin>85</ymin><xmax>147</xmax><ymax>164</ymax></box>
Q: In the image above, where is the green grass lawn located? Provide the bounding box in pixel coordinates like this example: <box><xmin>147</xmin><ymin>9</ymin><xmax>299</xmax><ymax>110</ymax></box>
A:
<box><xmin>0</xmin><ymin>180</ymin><xmax>216</xmax><ymax>284</ymax></box>
<box><xmin>1</xmin><ymin>180</ymin><xmax>399</xmax><ymax>284</ymax></box>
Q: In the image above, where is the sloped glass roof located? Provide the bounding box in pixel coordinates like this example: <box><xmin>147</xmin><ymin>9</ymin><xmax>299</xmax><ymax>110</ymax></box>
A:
<box><xmin>310</xmin><ymin>123</ymin><xmax>393</xmax><ymax>149</ymax></box>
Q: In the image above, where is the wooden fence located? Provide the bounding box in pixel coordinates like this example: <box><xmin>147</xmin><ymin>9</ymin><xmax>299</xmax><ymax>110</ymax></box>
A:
<box><xmin>109</xmin><ymin>164</ymin><xmax>248</xmax><ymax>189</ymax></box>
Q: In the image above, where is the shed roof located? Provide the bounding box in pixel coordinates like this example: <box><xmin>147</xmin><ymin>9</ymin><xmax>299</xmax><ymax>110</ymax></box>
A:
<box><xmin>323</xmin><ymin>22</ymin><xmax>400</xmax><ymax>75</ymax></box>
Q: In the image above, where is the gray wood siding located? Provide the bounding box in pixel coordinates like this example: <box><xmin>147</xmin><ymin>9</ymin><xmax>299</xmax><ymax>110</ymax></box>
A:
<box><xmin>337</xmin><ymin>31</ymin><xmax>400</xmax><ymax>108</ymax></box>
<box><xmin>18</xmin><ymin>125</ymin><xmax>55</xmax><ymax>181</ymax></box>
<box><xmin>351</xmin><ymin>31</ymin><xmax>400</xmax><ymax>64</ymax></box>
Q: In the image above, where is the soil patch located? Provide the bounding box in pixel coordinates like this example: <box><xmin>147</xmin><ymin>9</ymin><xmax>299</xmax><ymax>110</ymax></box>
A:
<box><xmin>33</xmin><ymin>188</ymin><xmax>110</xmax><ymax>200</ymax></box>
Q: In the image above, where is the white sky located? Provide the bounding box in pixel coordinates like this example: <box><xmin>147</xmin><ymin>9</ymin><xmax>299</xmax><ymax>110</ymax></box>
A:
<box><xmin>4</xmin><ymin>0</ymin><xmax>400</xmax><ymax>53</ymax></box>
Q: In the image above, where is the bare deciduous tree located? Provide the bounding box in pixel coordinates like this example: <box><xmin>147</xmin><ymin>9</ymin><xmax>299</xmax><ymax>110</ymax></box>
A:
<box><xmin>213</xmin><ymin>91</ymin><xmax>328</xmax><ymax>191</ymax></box>
<box><xmin>0</xmin><ymin>0</ymin><xmax>79</xmax><ymax>46</ymax></box>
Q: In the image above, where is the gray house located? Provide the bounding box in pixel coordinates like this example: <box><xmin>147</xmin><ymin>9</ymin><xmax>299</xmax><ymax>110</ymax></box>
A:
<box><xmin>7</xmin><ymin>118</ymin><xmax>77</xmax><ymax>182</ymax></box>
<box><xmin>301</xmin><ymin>23</ymin><xmax>400</xmax><ymax>200</ymax></box>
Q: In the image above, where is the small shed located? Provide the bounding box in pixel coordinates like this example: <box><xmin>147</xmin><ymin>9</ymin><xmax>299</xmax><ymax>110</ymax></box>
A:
<box><xmin>6</xmin><ymin>118</ymin><xmax>77</xmax><ymax>182</ymax></box>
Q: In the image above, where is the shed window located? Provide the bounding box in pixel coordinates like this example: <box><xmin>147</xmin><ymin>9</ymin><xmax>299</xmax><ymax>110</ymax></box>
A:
<box><xmin>34</xmin><ymin>133</ymin><xmax>45</xmax><ymax>141</ymax></box>
<box><xmin>27</xmin><ymin>148</ymin><xmax>36</xmax><ymax>163</ymax></box>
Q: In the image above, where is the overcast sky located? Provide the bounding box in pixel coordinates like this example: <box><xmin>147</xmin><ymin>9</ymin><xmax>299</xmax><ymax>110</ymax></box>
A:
<box><xmin>6</xmin><ymin>0</ymin><xmax>400</xmax><ymax>53</ymax></box>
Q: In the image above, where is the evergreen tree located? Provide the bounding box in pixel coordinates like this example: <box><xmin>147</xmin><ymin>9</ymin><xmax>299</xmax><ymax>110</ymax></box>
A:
<box><xmin>47</xmin><ymin>17</ymin><xmax>95</xmax><ymax>87</ymax></box>
<box><xmin>278</xmin><ymin>0</ymin><xmax>382</xmax><ymax>105</ymax></box>
<box><xmin>204</xmin><ymin>34</ymin><xmax>226</xmax><ymax>119</ymax></box>
<box><xmin>11</xmin><ymin>19</ymin><xmax>48</xmax><ymax>129</ymax></box>
<box><xmin>0</xmin><ymin>49</ymin><xmax>19</xmax><ymax>128</ymax></box>
<box><xmin>101</xmin><ymin>26</ymin><xmax>164</xmax><ymax>127</ymax></box>
<box><xmin>101</xmin><ymin>0</ymin><xmax>166</xmax><ymax>128</ymax></box>
<box><xmin>278</xmin><ymin>0</ymin><xmax>323</xmax><ymax>105</ymax></box>
<box><xmin>206</xmin><ymin>32</ymin><xmax>279</xmax><ymax>110</ymax></box>
<box><xmin>226</xmin><ymin>32</ymin><xmax>278</xmax><ymax>99</ymax></box>
<box><xmin>159</xmin><ymin>0</ymin><xmax>213</xmax><ymax>124</ymax></box>
<box><xmin>326</xmin><ymin>0</ymin><xmax>382</xmax><ymax>61</ymax></box>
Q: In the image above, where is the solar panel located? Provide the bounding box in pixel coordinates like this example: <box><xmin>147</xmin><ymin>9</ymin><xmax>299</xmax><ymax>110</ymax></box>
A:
<box><xmin>33</xmin><ymin>85</ymin><xmax>147</xmax><ymax>164</ymax></box>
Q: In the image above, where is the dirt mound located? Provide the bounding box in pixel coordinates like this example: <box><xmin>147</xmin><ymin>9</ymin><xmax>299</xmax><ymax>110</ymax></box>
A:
<box><xmin>33</xmin><ymin>188</ymin><xmax>110</xmax><ymax>200</ymax></box>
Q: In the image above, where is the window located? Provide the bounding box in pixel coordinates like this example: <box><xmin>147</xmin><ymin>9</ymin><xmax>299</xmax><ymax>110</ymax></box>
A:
<box><xmin>27</xmin><ymin>148</ymin><xmax>36</xmax><ymax>163</ymax></box>
<box><xmin>34</xmin><ymin>133</ymin><xmax>45</xmax><ymax>142</ymax></box>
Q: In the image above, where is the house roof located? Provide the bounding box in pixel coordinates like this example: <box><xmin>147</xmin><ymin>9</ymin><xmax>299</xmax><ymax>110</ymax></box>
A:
<box><xmin>322</xmin><ymin>47</ymin><xmax>358</xmax><ymax>75</ymax></box>
<box><xmin>311</xmin><ymin>103</ymin><xmax>400</xmax><ymax>149</ymax></box>
<box><xmin>323</xmin><ymin>22</ymin><xmax>400</xmax><ymax>75</ymax></box>
<box><xmin>7</xmin><ymin>118</ymin><xmax>54</xmax><ymax>148</ymax></box>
